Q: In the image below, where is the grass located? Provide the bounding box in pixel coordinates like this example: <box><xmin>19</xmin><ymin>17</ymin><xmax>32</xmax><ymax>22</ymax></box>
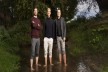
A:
<box><xmin>0</xmin><ymin>26</ymin><xmax>20</xmax><ymax>72</ymax></box>
<box><xmin>100</xmin><ymin>67</ymin><xmax>108</xmax><ymax>72</ymax></box>
<box><xmin>0</xmin><ymin>20</ymin><xmax>31</xmax><ymax>72</ymax></box>
<box><xmin>0</xmin><ymin>42</ymin><xmax>20</xmax><ymax>72</ymax></box>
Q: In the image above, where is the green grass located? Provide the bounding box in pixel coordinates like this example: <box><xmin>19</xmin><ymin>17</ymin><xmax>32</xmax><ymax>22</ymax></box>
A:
<box><xmin>0</xmin><ymin>42</ymin><xmax>20</xmax><ymax>72</ymax></box>
<box><xmin>100</xmin><ymin>67</ymin><xmax>108</xmax><ymax>72</ymax></box>
<box><xmin>0</xmin><ymin>20</ymin><xmax>31</xmax><ymax>72</ymax></box>
<box><xmin>0</xmin><ymin>26</ymin><xmax>20</xmax><ymax>72</ymax></box>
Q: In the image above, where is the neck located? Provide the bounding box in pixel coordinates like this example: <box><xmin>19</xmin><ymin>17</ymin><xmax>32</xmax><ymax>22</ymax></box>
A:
<box><xmin>58</xmin><ymin>16</ymin><xmax>61</xmax><ymax>19</ymax></box>
<box><xmin>48</xmin><ymin>15</ymin><xmax>50</xmax><ymax>18</ymax></box>
<box><xmin>34</xmin><ymin>15</ymin><xmax>37</xmax><ymax>18</ymax></box>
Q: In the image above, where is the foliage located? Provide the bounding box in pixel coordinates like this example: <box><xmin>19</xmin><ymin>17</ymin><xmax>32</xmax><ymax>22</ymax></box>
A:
<box><xmin>9</xmin><ymin>20</ymin><xmax>31</xmax><ymax>46</ymax></box>
<box><xmin>100</xmin><ymin>67</ymin><xmax>108</xmax><ymax>72</ymax></box>
<box><xmin>67</xmin><ymin>18</ymin><xmax>108</xmax><ymax>56</ymax></box>
<box><xmin>13</xmin><ymin>0</ymin><xmax>47</xmax><ymax>21</ymax></box>
<box><xmin>12</xmin><ymin>0</ymin><xmax>33</xmax><ymax>20</ymax></box>
<box><xmin>36</xmin><ymin>2</ymin><xmax>48</xmax><ymax>21</ymax></box>
<box><xmin>0</xmin><ymin>26</ymin><xmax>20</xmax><ymax>72</ymax></box>
<box><xmin>65</xmin><ymin>0</ymin><xmax>77</xmax><ymax>21</ymax></box>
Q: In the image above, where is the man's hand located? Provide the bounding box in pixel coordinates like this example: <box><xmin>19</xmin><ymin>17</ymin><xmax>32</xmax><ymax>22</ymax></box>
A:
<box><xmin>32</xmin><ymin>21</ymin><xmax>35</xmax><ymax>23</ymax></box>
<box><xmin>38</xmin><ymin>24</ymin><xmax>40</xmax><ymax>26</ymax></box>
<box><xmin>63</xmin><ymin>37</ymin><xmax>66</xmax><ymax>41</ymax></box>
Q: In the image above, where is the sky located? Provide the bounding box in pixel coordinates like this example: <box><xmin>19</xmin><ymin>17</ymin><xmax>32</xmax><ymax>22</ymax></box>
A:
<box><xmin>73</xmin><ymin>0</ymin><xmax>100</xmax><ymax>20</ymax></box>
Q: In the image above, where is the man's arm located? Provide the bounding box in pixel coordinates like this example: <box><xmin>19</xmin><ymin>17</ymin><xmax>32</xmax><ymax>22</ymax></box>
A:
<box><xmin>36</xmin><ymin>20</ymin><xmax>41</xmax><ymax>30</ymax></box>
<box><xmin>31</xmin><ymin>19</ymin><xmax>41</xmax><ymax>30</ymax></box>
<box><xmin>63</xmin><ymin>18</ymin><xmax>66</xmax><ymax>41</ymax></box>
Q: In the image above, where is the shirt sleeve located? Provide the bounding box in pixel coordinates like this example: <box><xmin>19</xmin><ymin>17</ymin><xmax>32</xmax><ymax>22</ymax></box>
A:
<box><xmin>31</xmin><ymin>18</ymin><xmax>41</xmax><ymax>30</ymax></box>
<box><xmin>63</xmin><ymin>18</ymin><xmax>66</xmax><ymax>37</ymax></box>
<box><xmin>36</xmin><ymin>19</ymin><xmax>41</xmax><ymax>30</ymax></box>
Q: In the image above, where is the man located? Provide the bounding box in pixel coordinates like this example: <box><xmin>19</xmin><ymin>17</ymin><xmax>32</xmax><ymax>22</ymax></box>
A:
<box><xmin>55</xmin><ymin>8</ymin><xmax>67</xmax><ymax>66</ymax></box>
<box><xmin>30</xmin><ymin>7</ymin><xmax>41</xmax><ymax>70</ymax></box>
<box><xmin>43</xmin><ymin>7</ymin><xmax>55</xmax><ymax>67</ymax></box>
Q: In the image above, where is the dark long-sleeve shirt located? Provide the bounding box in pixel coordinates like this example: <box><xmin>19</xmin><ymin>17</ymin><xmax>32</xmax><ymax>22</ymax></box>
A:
<box><xmin>31</xmin><ymin>17</ymin><xmax>41</xmax><ymax>38</ymax></box>
<box><xmin>43</xmin><ymin>17</ymin><xmax>55</xmax><ymax>38</ymax></box>
<box><xmin>56</xmin><ymin>18</ymin><xmax>62</xmax><ymax>36</ymax></box>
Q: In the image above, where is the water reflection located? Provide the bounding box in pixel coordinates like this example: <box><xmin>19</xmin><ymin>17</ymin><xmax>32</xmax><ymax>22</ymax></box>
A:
<box><xmin>35</xmin><ymin>65</ymin><xmax>39</xmax><ymax>72</ymax></box>
<box><xmin>63</xmin><ymin>65</ymin><xmax>67</xmax><ymax>72</ymax></box>
<box><xmin>41</xmin><ymin>64</ymin><xmax>67</xmax><ymax>72</ymax></box>
<box><xmin>44</xmin><ymin>66</ymin><xmax>47</xmax><ymax>72</ymax></box>
<box><xmin>55</xmin><ymin>63</ymin><xmax>67</xmax><ymax>72</ymax></box>
<box><xmin>58</xmin><ymin>64</ymin><xmax>62</xmax><ymax>72</ymax></box>
<box><xmin>21</xmin><ymin>47</ymin><xmax>103</xmax><ymax>72</ymax></box>
<box><xmin>49</xmin><ymin>65</ymin><xmax>52</xmax><ymax>72</ymax></box>
<box><xmin>77</xmin><ymin>61</ymin><xmax>91</xmax><ymax>72</ymax></box>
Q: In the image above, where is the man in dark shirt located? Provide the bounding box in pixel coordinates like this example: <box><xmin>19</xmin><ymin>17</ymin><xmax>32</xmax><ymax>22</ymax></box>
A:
<box><xmin>30</xmin><ymin>7</ymin><xmax>41</xmax><ymax>70</ymax></box>
<box><xmin>43</xmin><ymin>7</ymin><xmax>55</xmax><ymax>67</ymax></box>
<box><xmin>55</xmin><ymin>8</ymin><xmax>67</xmax><ymax>66</ymax></box>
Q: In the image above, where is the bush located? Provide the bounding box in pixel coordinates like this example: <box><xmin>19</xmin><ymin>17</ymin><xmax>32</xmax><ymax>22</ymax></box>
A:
<box><xmin>9</xmin><ymin>20</ymin><xmax>31</xmax><ymax>46</ymax></box>
<box><xmin>67</xmin><ymin>19</ymin><xmax>108</xmax><ymax>56</ymax></box>
<box><xmin>0</xmin><ymin>26</ymin><xmax>20</xmax><ymax>72</ymax></box>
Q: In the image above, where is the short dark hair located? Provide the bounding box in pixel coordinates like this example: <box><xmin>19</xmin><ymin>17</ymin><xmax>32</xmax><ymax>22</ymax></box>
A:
<box><xmin>47</xmin><ymin>7</ymin><xmax>51</xmax><ymax>11</ymax></box>
<box><xmin>34</xmin><ymin>7</ymin><xmax>38</xmax><ymax>10</ymax></box>
<box><xmin>33</xmin><ymin>7</ymin><xmax>38</xmax><ymax>13</ymax></box>
<box><xmin>57</xmin><ymin>7</ymin><xmax>61</xmax><ymax>11</ymax></box>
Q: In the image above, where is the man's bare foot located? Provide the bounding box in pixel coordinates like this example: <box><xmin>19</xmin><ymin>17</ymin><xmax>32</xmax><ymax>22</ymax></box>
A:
<box><xmin>50</xmin><ymin>64</ymin><xmax>54</xmax><ymax>66</ymax></box>
<box><xmin>43</xmin><ymin>64</ymin><xmax>47</xmax><ymax>67</ymax></box>
<box><xmin>64</xmin><ymin>64</ymin><xmax>67</xmax><ymax>66</ymax></box>
<box><xmin>30</xmin><ymin>67</ymin><xmax>34</xmax><ymax>71</ymax></box>
<box><xmin>36</xmin><ymin>64</ymin><xmax>41</xmax><ymax>66</ymax></box>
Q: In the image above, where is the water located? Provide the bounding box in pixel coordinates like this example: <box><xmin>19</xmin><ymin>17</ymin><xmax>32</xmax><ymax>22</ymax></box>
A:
<box><xmin>20</xmin><ymin>46</ymin><xmax>105</xmax><ymax>72</ymax></box>
<box><xmin>77</xmin><ymin>61</ymin><xmax>91</xmax><ymax>72</ymax></box>
<box><xmin>19</xmin><ymin>42</ymin><xmax>108</xmax><ymax>72</ymax></box>
<box><xmin>20</xmin><ymin>46</ymin><xmax>108</xmax><ymax>72</ymax></box>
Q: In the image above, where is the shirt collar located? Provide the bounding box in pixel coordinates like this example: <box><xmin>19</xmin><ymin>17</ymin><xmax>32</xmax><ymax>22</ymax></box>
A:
<box><xmin>34</xmin><ymin>16</ymin><xmax>37</xmax><ymax>18</ymax></box>
<box><xmin>47</xmin><ymin>17</ymin><xmax>51</xmax><ymax>19</ymax></box>
<box><xmin>57</xmin><ymin>17</ymin><xmax>61</xmax><ymax>20</ymax></box>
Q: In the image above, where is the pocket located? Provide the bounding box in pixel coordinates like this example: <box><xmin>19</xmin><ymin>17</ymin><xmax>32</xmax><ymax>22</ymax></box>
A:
<box><xmin>50</xmin><ymin>38</ymin><xmax>53</xmax><ymax>42</ymax></box>
<box><xmin>44</xmin><ymin>37</ymin><xmax>47</xmax><ymax>42</ymax></box>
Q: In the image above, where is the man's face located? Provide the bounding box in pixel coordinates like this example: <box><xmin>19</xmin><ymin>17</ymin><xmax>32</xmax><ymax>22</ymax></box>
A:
<box><xmin>57</xmin><ymin>10</ymin><xmax>61</xmax><ymax>17</ymax></box>
<box><xmin>47</xmin><ymin>8</ymin><xmax>51</xmax><ymax>17</ymax></box>
<box><xmin>34</xmin><ymin>8</ymin><xmax>38</xmax><ymax>16</ymax></box>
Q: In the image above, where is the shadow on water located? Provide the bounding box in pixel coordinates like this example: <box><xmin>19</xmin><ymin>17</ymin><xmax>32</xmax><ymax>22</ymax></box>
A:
<box><xmin>20</xmin><ymin>45</ymin><xmax>108</xmax><ymax>72</ymax></box>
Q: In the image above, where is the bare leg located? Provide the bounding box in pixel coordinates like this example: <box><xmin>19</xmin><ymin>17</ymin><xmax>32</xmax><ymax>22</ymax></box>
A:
<box><xmin>36</xmin><ymin>57</ymin><xmax>41</xmax><ymax>66</ymax></box>
<box><xmin>44</xmin><ymin>38</ymin><xmax>48</xmax><ymax>67</ymax></box>
<box><xmin>35</xmin><ymin>64</ymin><xmax>38</xmax><ymax>72</ymax></box>
<box><xmin>63</xmin><ymin>54</ymin><xmax>67</xmax><ymax>66</ymax></box>
<box><xmin>49</xmin><ymin>57</ymin><xmax>53</xmax><ymax>65</ymax></box>
<box><xmin>30</xmin><ymin>59</ymin><xmax>34</xmax><ymax>70</ymax></box>
<box><xmin>59</xmin><ymin>54</ymin><xmax>62</xmax><ymax>63</ymax></box>
<box><xmin>35</xmin><ymin>57</ymin><xmax>38</xmax><ymax>65</ymax></box>
<box><xmin>49</xmin><ymin>38</ymin><xmax>53</xmax><ymax>65</ymax></box>
<box><xmin>44</xmin><ymin>56</ymin><xmax>47</xmax><ymax>67</ymax></box>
